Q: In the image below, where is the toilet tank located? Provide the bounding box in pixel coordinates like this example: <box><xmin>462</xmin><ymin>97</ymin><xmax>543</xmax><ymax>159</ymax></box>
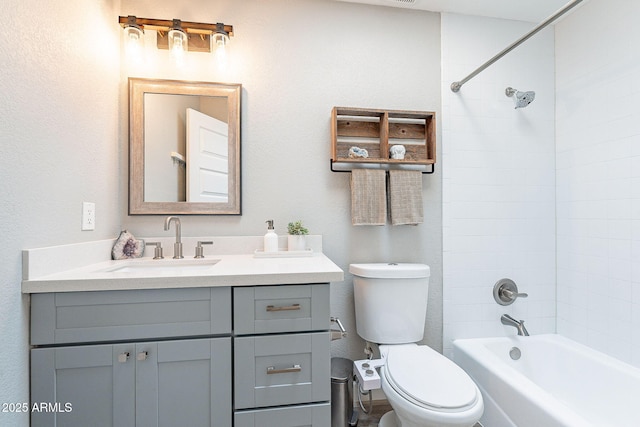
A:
<box><xmin>350</xmin><ymin>263</ymin><xmax>430</xmax><ymax>345</ymax></box>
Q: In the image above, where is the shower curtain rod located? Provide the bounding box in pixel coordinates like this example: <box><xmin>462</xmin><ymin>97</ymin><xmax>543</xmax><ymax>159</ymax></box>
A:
<box><xmin>450</xmin><ymin>0</ymin><xmax>584</xmax><ymax>92</ymax></box>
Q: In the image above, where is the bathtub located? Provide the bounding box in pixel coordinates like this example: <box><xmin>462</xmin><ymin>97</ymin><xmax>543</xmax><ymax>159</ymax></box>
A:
<box><xmin>452</xmin><ymin>334</ymin><xmax>640</xmax><ymax>427</ymax></box>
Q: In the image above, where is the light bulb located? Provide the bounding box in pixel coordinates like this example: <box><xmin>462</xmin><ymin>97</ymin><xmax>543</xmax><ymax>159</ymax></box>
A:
<box><xmin>168</xmin><ymin>28</ymin><xmax>188</xmax><ymax>63</ymax></box>
<box><xmin>124</xmin><ymin>26</ymin><xmax>144</xmax><ymax>58</ymax></box>
<box><xmin>212</xmin><ymin>32</ymin><xmax>228</xmax><ymax>67</ymax></box>
<box><xmin>213</xmin><ymin>32</ymin><xmax>228</xmax><ymax>49</ymax></box>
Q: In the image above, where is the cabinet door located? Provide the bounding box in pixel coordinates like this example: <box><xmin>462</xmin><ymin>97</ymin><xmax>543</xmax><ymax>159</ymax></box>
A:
<box><xmin>136</xmin><ymin>337</ymin><xmax>232</xmax><ymax>427</ymax></box>
<box><xmin>31</xmin><ymin>343</ymin><xmax>135</xmax><ymax>427</ymax></box>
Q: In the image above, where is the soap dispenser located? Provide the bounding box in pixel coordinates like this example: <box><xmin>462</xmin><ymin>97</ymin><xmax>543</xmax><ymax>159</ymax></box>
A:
<box><xmin>264</xmin><ymin>220</ymin><xmax>278</xmax><ymax>253</ymax></box>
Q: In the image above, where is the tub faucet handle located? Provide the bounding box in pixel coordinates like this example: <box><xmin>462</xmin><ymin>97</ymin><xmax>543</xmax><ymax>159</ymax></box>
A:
<box><xmin>502</xmin><ymin>288</ymin><xmax>528</xmax><ymax>299</ymax></box>
<box><xmin>493</xmin><ymin>278</ymin><xmax>527</xmax><ymax>305</ymax></box>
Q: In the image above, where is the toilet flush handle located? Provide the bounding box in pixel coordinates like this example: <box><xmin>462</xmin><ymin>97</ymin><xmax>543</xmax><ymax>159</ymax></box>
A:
<box><xmin>330</xmin><ymin>316</ymin><xmax>347</xmax><ymax>340</ymax></box>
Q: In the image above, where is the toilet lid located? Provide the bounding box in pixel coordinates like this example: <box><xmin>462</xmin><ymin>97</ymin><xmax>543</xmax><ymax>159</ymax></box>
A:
<box><xmin>385</xmin><ymin>346</ymin><xmax>478</xmax><ymax>411</ymax></box>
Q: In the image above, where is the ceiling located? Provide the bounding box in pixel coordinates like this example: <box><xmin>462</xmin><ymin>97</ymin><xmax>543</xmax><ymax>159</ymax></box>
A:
<box><xmin>332</xmin><ymin>0</ymin><xmax>573</xmax><ymax>23</ymax></box>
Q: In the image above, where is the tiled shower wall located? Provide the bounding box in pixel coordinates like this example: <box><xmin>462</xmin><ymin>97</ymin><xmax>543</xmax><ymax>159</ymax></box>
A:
<box><xmin>441</xmin><ymin>13</ymin><xmax>556</xmax><ymax>355</ymax></box>
<box><xmin>555</xmin><ymin>0</ymin><xmax>640</xmax><ymax>366</ymax></box>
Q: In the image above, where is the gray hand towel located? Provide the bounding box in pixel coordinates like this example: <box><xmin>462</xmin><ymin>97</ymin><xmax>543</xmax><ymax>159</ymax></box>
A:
<box><xmin>388</xmin><ymin>170</ymin><xmax>423</xmax><ymax>225</ymax></box>
<box><xmin>350</xmin><ymin>169</ymin><xmax>387</xmax><ymax>226</ymax></box>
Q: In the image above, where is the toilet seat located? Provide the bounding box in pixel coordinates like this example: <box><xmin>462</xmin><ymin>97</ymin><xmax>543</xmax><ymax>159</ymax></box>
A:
<box><xmin>384</xmin><ymin>345</ymin><xmax>479</xmax><ymax>412</ymax></box>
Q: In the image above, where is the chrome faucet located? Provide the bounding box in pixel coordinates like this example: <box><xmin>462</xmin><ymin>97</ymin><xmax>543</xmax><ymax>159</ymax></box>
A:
<box><xmin>501</xmin><ymin>314</ymin><xmax>529</xmax><ymax>336</ymax></box>
<box><xmin>164</xmin><ymin>216</ymin><xmax>183</xmax><ymax>259</ymax></box>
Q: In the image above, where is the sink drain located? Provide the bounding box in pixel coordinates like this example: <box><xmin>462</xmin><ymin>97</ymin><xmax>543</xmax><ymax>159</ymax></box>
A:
<box><xmin>509</xmin><ymin>347</ymin><xmax>521</xmax><ymax>360</ymax></box>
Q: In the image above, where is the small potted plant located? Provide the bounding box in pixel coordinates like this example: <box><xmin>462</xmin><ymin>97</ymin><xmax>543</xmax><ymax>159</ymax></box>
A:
<box><xmin>287</xmin><ymin>220</ymin><xmax>309</xmax><ymax>251</ymax></box>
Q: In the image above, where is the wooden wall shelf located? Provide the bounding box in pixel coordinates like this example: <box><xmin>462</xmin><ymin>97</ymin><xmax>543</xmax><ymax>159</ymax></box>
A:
<box><xmin>330</xmin><ymin>107</ymin><xmax>436</xmax><ymax>171</ymax></box>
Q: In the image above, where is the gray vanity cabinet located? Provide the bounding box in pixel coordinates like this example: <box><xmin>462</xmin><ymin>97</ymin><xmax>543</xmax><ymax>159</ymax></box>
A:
<box><xmin>30</xmin><ymin>283</ymin><xmax>333</xmax><ymax>427</ymax></box>
<box><xmin>233</xmin><ymin>284</ymin><xmax>332</xmax><ymax>426</ymax></box>
<box><xmin>30</xmin><ymin>287</ymin><xmax>232</xmax><ymax>427</ymax></box>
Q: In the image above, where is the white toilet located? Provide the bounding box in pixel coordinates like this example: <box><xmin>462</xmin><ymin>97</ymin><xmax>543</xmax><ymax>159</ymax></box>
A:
<box><xmin>350</xmin><ymin>263</ymin><xmax>483</xmax><ymax>427</ymax></box>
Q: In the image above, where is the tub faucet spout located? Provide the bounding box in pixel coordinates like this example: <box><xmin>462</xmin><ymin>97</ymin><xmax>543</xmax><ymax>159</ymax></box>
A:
<box><xmin>501</xmin><ymin>314</ymin><xmax>529</xmax><ymax>336</ymax></box>
<box><xmin>164</xmin><ymin>216</ymin><xmax>183</xmax><ymax>259</ymax></box>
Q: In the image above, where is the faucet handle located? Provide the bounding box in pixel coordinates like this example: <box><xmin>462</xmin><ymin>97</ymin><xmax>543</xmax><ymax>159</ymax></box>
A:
<box><xmin>493</xmin><ymin>278</ymin><xmax>527</xmax><ymax>305</ymax></box>
<box><xmin>147</xmin><ymin>242</ymin><xmax>164</xmax><ymax>260</ymax></box>
<box><xmin>194</xmin><ymin>241</ymin><xmax>213</xmax><ymax>259</ymax></box>
<box><xmin>502</xmin><ymin>289</ymin><xmax>528</xmax><ymax>299</ymax></box>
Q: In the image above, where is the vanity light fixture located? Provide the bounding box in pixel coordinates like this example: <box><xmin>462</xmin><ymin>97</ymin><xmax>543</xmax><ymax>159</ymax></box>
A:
<box><xmin>118</xmin><ymin>15</ymin><xmax>234</xmax><ymax>56</ymax></box>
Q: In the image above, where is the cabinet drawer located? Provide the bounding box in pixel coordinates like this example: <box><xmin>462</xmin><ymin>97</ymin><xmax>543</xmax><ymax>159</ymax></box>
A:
<box><xmin>233</xmin><ymin>284</ymin><xmax>329</xmax><ymax>335</ymax></box>
<box><xmin>234</xmin><ymin>332</ymin><xmax>330</xmax><ymax>409</ymax></box>
<box><xmin>234</xmin><ymin>402</ymin><xmax>330</xmax><ymax>427</ymax></box>
<box><xmin>31</xmin><ymin>287</ymin><xmax>231</xmax><ymax>345</ymax></box>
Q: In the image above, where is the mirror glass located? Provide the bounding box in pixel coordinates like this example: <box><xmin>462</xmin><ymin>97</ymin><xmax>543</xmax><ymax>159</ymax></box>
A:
<box><xmin>129</xmin><ymin>78</ymin><xmax>241</xmax><ymax>215</ymax></box>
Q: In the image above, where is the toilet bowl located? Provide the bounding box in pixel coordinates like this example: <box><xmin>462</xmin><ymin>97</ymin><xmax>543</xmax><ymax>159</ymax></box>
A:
<box><xmin>350</xmin><ymin>263</ymin><xmax>483</xmax><ymax>427</ymax></box>
<box><xmin>378</xmin><ymin>344</ymin><xmax>482</xmax><ymax>427</ymax></box>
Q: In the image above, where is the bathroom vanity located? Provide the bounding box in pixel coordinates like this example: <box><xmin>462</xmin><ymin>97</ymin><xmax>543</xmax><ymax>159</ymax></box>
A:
<box><xmin>23</xmin><ymin>237</ymin><xmax>343</xmax><ymax>427</ymax></box>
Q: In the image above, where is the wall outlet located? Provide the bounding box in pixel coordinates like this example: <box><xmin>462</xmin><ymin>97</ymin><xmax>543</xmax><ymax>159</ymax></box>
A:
<box><xmin>82</xmin><ymin>202</ymin><xmax>96</xmax><ymax>231</ymax></box>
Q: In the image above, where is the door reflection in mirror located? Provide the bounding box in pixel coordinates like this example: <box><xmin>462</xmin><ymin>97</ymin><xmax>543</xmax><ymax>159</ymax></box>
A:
<box><xmin>143</xmin><ymin>94</ymin><xmax>228</xmax><ymax>203</ymax></box>
<box><xmin>186</xmin><ymin>107</ymin><xmax>229</xmax><ymax>203</ymax></box>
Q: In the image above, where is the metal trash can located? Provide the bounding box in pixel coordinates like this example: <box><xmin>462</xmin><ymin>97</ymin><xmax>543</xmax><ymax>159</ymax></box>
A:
<box><xmin>331</xmin><ymin>357</ymin><xmax>358</xmax><ymax>427</ymax></box>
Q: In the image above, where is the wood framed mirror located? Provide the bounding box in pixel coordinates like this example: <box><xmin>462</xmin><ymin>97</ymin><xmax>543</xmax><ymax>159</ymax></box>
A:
<box><xmin>129</xmin><ymin>78</ymin><xmax>241</xmax><ymax>215</ymax></box>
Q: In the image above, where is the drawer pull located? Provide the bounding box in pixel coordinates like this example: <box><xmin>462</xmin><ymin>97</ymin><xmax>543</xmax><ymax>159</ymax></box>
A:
<box><xmin>266</xmin><ymin>303</ymin><xmax>301</xmax><ymax>312</ymax></box>
<box><xmin>118</xmin><ymin>352</ymin><xmax>130</xmax><ymax>363</ymax></box>
<box><xmin>267</xmin><ymin>364</ymin><xmax>302</xmax><ymax>375</ymax></box>
<box><xmin>137</xmin><ymin>351</ymin><xmax>148</xmax><ymax>361</ymax></box>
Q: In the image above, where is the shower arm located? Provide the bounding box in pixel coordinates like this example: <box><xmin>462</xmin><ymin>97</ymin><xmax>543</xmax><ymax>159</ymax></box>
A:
<box><xmin>450</xmin><ymin>0</ymin><xmax>584</xmax><ymax>93</ymax></box>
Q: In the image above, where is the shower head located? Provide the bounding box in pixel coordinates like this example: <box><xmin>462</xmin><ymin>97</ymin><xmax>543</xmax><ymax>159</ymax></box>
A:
<box><xmin>505</xmin><ymin>87</ymin><xmax>535</xmax><ymax>109</ymax></box>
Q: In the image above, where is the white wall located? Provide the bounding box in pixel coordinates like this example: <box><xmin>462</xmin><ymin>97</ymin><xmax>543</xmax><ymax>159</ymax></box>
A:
<box><xmin>119</xmin><ymin>0</ymin><xmax>443</xmax><ymax>360</ymax></box>
<box><xmin>0</xmin><ymin>0</ymin><xmax>121</xmax><ymax>425</ymax></box>
<box><xmin>0</xmin><ymin>3</ymin><xmax>441</xmax><ymax>423</ymax></box>
<box><xmin>441</xmin><ymin>13</ymin><xmax>556</xmax><ymax>355</ymax></box>
<box><xmin>18</xmin><ymin>1</ymin><xmax>640</xmax><ymax>424</ymax></box>
<box><xmin>556</xmin><ymin>0</ymin><xmax>640</xmax><ymax>366</ymax></box>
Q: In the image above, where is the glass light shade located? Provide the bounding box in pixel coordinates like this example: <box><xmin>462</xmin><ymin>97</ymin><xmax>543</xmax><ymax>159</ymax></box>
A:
<box><xmin>168</xmin><ymin>28</ymin><xmax>188</xmax><ymax>59</ymax></box>
<box><xmin>212</xmin><ymin>32</ymin><xmax>229</xmax><ymax>49</ymax></box>
<box><xmin>212</xmin><ymin>32</ymin><xmax>228</xmax><ymax>67</ymax></box>
<box><xmin>124</xmin><ymin>26</ymin><xmax>144</xmax><ymax>57</ymax></box>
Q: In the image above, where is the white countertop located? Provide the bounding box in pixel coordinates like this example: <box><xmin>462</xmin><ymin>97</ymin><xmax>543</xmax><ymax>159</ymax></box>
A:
<box><xmin>22</xmin><ymin>236</ymin><xmax>344</xmax><ymax>293</ymax></box>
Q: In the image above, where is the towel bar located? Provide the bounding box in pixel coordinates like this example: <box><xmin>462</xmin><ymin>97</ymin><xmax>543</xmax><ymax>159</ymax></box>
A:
<box><xmin>330</xmin><ymin>159</ymin><xmax>435</xmax><ymax>174</ymax></box>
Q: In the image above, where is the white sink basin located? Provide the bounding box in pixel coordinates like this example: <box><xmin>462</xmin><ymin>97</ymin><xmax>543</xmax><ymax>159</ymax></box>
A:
<box><xmin>103</xmin><ymin>258</ymin><xmax>220</xmax><ymax>275</ymax></box>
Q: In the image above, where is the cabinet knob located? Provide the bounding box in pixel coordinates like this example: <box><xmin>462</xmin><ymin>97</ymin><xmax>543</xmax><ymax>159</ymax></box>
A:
<box><xmin>118</xmin><ymin>352</ymin><xmax>130</xmax><ymax>363</ymax></box>
<box><xmin>137</xmin><ymin>351</ymin><xmax>148</xmax><ymax>361</ymax></box>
